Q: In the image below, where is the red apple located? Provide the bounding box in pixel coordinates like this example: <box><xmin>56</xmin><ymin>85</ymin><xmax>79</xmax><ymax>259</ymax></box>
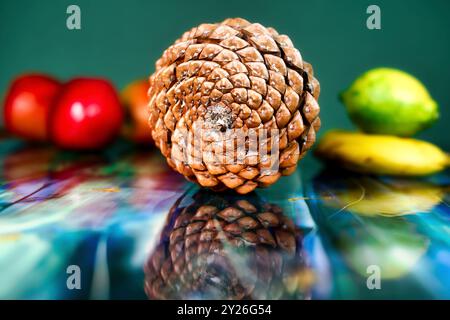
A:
<box><xmin>49</xmin><ymin>78</ymin><xmax>124</xmax><ymax>150</ymax></box>
<box><xmin>3</xmin><ymin>73</ymin><xmax>61</xmax><ymax>141</ymax></box>
<box><xmin>121</xmin><ymin>79</ymin><xmax>153</xmax><ymax>144</ymax></box>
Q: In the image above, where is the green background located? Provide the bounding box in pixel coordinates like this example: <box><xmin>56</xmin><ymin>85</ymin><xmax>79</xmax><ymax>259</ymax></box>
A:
<box><xmin>1</xmin><ymin>0</ymin><xmax>449</xmax><ymax>148</ymax></box>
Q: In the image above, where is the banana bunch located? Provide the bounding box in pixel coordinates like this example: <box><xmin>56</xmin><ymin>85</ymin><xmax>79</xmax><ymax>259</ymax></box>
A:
<box><xmin>315</xmin><ymin>130</ymin><xmax>449</xmax><ymax>176</ymax></box>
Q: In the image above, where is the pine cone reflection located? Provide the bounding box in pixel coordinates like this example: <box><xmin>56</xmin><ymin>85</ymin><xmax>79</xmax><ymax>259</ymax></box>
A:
<box><xmin>144</xmin><ymin>190</ymin><xmax>314</xmax><ymax>300</ymax></box>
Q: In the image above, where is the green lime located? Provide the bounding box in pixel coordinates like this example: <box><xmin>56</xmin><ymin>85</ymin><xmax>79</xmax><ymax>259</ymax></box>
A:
<box><xmin>340</xmin><ymin>68</ymin><xmax>439</xmax><ymax>136</ymax></box>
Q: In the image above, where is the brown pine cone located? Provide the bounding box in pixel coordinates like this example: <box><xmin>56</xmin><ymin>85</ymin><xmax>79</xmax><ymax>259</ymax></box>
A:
<box><xmin>144</xmin><ymin>190</ymin><xmax>314</xmax><ymax>300</ymax></box>
<box><xmin>148</xmin><ymin>18</ymin><xmax>320</xmax><ymax>194</ymax></box>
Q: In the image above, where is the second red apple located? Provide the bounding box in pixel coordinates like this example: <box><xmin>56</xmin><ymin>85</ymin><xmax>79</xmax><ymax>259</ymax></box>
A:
<box><xmin>49</xmin><ymin>78</ymin><xmax>124</xmax><ymax>150</ymax></box>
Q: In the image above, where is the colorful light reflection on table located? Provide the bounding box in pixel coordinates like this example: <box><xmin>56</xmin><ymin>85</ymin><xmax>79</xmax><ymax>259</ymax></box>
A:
<box><xmin>0</xmin><ymin>138</ymin><xmax>448</xmax><ymax>299</ymax></box>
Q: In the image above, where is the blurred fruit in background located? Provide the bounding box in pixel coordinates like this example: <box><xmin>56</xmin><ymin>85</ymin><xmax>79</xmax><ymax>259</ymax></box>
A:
<box><xmin>49</xmin><ymin>78</ymin><xmax>123</xmax><ymax>150</ymax></box>
<box><xmin>3</xmin><ymin>74</ymin><xmax>61</xmax><ymax>141</ymax></box>
<box><xmin>121</xmin><ymin>79</ymin><xmax>153</xmax><ymax>144</ymax></box>
<box><xmin>340</xmin><ymin>68</ymin><xmax>439</xmax><ymax>136</ymax></box>
<box><xmin>315</xmin><ymin>130</ymin><xmax>449</xmax><ymax>176</ymax></box>
<box><xmin>316</xmin><ymin>66</ymin><xmax>448</xmax><ymax>177</ymax></box>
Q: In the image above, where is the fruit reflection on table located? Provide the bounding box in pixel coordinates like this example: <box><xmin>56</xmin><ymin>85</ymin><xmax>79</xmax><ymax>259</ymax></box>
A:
<box><xmin>315</xmin><ymin>171</ymin><xmax>447</xmax><ymax>217</ymax></box>
<box><xmin>0</xmin><ymin>140</ymin><xmax>185</xmax><ymax>228</ymax></box>
<box><xmin>307</xmin><ymin>169</ymin><xmax>450</xmax><ymax>298</ymax></box>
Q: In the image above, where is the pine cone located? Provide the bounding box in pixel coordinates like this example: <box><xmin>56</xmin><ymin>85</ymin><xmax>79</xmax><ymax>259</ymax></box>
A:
<box><xmin>148</xmin><ymin>18</ymin><xmax>320</xmax><ymax>194</ymax></box>
<box><xmin>144</xmin><ymin>191</ymin><xmax>313</xmax><ymax>300</ymax></box>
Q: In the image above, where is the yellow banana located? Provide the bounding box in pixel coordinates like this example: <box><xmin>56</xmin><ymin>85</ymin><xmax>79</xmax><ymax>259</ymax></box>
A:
<box><xmin>315</xmin><ymin>130</ymin><xmax>449</xmax><ymax>176</ymax></box>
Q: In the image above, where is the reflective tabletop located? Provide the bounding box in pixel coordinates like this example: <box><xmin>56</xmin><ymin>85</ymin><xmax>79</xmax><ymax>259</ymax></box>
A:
<box><xmin>0</xmin><ymin>137</ymin><xmax>448</xmax><ymax>299</ymax></box>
